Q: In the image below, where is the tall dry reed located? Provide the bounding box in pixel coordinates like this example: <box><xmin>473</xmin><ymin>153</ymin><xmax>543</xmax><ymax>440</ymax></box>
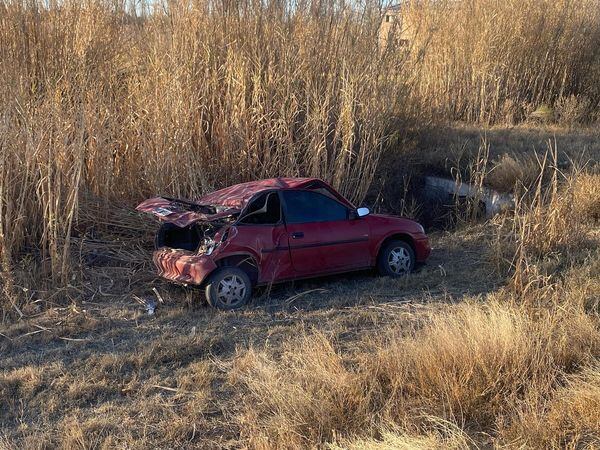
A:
<box><xmin>401</xmin><ymin>0</ymin><xmax>600</xmax><ymax>123</ymax></box>
<box><xmin>488</xmin><ymin>144</ymin><xmax>599</xmax><ymax>302</ymax></box>
<box><xmin>0</xmin><ymin>0</ymin><xmax>410</xmax><ymax>315</ymax></box>
<box><xmin>1</xmin><ymin>0</ymin><xmax>600</xmax><ymax>317</ymax></box>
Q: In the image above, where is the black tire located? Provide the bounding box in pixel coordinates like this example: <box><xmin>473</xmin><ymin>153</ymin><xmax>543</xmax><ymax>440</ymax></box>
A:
<box><xmin>205</xmin><ymin>267</ymin><xmax>252</xmax><ymax>310</ymax></box>
<box><xmin>377</xmin><ymin>240</ymin><xmax>415</xmax><ymax>277</ymax></box>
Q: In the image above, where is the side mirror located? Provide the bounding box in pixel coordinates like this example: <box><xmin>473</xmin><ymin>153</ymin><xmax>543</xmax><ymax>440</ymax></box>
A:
<box><xmin>356</xmin><ymin>207</ymin><xmax>370</xmax><ymax>218</ymax></box>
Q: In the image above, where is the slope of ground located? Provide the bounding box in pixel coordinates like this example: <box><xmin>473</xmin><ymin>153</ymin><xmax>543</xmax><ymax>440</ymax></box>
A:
<box><xmin>1</xmin><ymin>213</ymin><xmax>599</xmax><ymax>448</ymax></box>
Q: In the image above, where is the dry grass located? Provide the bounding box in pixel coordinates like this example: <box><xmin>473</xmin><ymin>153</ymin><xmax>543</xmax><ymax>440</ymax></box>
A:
<box><xmin>1</xmin><ymin>0</ymin><xmax>600</xmax><ymax>316</ymax></box>
<box><xmin>401</xmin><ymin>0</ymin><xmax>600</xmax><ymax>123</ymax></box>
<box><xmin>485</xmin><ymin>153</ymin><xmax>541</xmax><ymax>193</ymax></box>
<box><xmin>503</xmin><ymin>366</ymin><xmax>600</xmax><ymax>449</ymax></box>
<box><xmin>409</xmin><ymin>124</ymin><xmax>600</xmax><ymax>189</ymax></box>
<box><xmin>230</xmin><ymin>300</ymin><xmax>599</xmax><ymax>448</ymax></box>
<box><xmin>0</xmin><ymin>0</ymin><xmax>599</xmax><ymax>448</ymax></box>
<box><xmin>572</xmin><ymin>173</ymin><xmax>600</xmax><ymax>224</ymax></box>
<box><xmin>488</xmin><ymin>146</ymin><xmax>599</xmax><ymax>300</ymax></box>
<box><xmin>328</xmin><ymin>421</ymin><xmax>473</xmax><ymax>449</ymax></box>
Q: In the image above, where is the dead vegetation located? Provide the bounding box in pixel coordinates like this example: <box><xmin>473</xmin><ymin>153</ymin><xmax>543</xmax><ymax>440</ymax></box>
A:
<box><xmin>0</xmin><ymin>0</ymin><xmax>600</xmax><ymax>448</ymax></box>
<box><xmin>401</xmin><ymin>0</ymin><xmax>600</xmax><ymax>124</ymax></box>
<box><xmin>1</xmin><ymin>0</ymin><xmax>600</xmax><ymax>315</ymax></box>
<box><xmin>1</xmin><ymin>162</ymin><xmax>598</xmax><ymax>448</ymax></box>
<box><xmin>231</xmin><ymin>301</ymin><xmax>598</xmax><ymax>448</ymax></box>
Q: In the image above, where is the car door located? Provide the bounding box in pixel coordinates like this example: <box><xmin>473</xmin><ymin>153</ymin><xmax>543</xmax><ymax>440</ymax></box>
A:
<box><xmin>282</xmin><ymin>190</ymin><xmax>370</xmax><ymax>275</ymax></box>
<box><xmin>235</xmin><ymin>191</ymin><xmax>295</xmax><ymax>283</ymax></box>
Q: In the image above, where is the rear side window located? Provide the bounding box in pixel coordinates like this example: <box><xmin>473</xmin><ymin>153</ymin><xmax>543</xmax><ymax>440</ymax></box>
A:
<box><xmin>282</xmin><ymin>190</ymin><xmax>348</xmax><ymax>224</ymax></box>
<box><xmin>239</xmin><ymin>192</ymin><xmax>281</xmax><ymax>225</ymax></box>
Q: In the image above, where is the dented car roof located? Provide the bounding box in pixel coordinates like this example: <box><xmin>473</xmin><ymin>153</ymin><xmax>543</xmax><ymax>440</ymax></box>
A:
<box><xmin>196</xmin><ymin>177</ymin><xmax>318</xmax><ymax>208</ymax></box>
<box><xmin>136</xmin><ymin>197</ymin><xmax>240</xmax><ymax>227</ymax></box>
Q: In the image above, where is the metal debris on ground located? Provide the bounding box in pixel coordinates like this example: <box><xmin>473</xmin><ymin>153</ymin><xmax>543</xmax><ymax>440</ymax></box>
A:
<box><xmin>145</xmin><ymin>299</ymin><xmax>157</xmax><ymax>315</ymax></box>
<box><xmin>133</xmin><ymin>295</ymin><xmax>157</xmax><ymax>315</ymax></box>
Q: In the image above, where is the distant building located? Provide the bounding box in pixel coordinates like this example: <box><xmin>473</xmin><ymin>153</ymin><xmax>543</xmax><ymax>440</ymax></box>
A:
<box><xmin>379</xmin><ymin>3</ymin><xmax>415</xmax><ymax>49</ymax></box>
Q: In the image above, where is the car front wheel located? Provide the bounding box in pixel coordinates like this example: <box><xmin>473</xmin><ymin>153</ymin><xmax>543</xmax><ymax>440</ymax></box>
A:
<box><xmin>205</xmin><ymin>267</ymin><xmax>252</xmax><ymax>310</ymax></box>
<box><xmin>377</xmin><ymin>240</ymin><xmax>415</xmax><ymax>277</ymax></box>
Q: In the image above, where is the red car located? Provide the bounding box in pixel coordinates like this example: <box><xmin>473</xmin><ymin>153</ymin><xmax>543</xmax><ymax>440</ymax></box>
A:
<box><xmin>137</xmin><ymin>178</ymin><xmax>430</xmax><ymax>309</ymax></box>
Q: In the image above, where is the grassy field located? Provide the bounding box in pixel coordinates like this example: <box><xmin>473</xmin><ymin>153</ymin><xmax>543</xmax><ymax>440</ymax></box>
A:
<box><xmin>1</xmin><ymin>150</ymin><xmax>599</xmax><ymax>448</ymax></box>
<box><xmin>1</xmin><ymin>0</ymin><xmax>600</xmax><ymax>302</ymax></box>
<box><xmin>1</xmin><ymin>0</ymin><xmax>600</xmax><ymax>448</ymax></box>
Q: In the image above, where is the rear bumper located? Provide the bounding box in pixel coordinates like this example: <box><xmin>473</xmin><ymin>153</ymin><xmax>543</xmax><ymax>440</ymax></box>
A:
<box><xmin>153</xmin><ymin>248</ymin><xmax>217</xmax><ymax>285</ymax></box>
<box><xmin>414</xmin><ymin>235</ymin><xmax>431</xmax><ymax>262</ymax></box>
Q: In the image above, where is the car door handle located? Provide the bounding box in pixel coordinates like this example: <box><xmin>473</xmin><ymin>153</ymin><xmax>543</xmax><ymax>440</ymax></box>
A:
<box><xmin>291</xmin><ymin>232</ymin><xmax>304</xmax><ymax>239</ymax></box>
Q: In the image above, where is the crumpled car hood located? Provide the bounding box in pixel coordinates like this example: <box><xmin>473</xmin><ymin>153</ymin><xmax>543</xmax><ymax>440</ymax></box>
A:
<box><xmin>136</xmin><ymin>197</ymin><xmax>239</xmax><ymax>227</ymax></box>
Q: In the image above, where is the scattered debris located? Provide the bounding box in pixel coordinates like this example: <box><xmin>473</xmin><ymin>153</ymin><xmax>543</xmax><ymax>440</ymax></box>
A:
<box><xmin>145</xmin><ymin>299</ymin><xmax>157</xmax><ymax>315</ymax></box>
<box><xmin>133</xmin><ymin>295</ymin><xmax>158</xmax><ymax>315</ymax></box>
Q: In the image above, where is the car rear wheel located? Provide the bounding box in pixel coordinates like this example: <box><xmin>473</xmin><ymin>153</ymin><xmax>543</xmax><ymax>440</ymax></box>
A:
<box><xmin>377</xmin><ymin>240</ymin><xmax>415</xmax><ymax>277</ymax></box>
<box><xmin>205</xmin><ymin>267</ymin><xmax>252</xmax><ymax>310</ymax></box>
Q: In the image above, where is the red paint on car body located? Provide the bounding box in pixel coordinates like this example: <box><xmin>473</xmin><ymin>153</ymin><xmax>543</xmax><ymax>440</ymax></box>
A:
<box><xmin>152</xmin><ymin>248</ymin><xmax>218</xmax><ymax>285</ymax></box>
<box><xmin>138</xmin><ymin>177</ymin><xmax>431</xmax><ymax>287</ymax></box>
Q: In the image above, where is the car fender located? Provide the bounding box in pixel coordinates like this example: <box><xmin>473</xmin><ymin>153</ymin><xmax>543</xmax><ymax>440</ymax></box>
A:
<box><xmin>212</xmin><ymin>239</ymin><xmax>261</xmax><ymax>271</ymax></box>
<box><xmin>374</xmin><ymin>230</ymin><xmax>417</xmax><ymax>256</ymax></box>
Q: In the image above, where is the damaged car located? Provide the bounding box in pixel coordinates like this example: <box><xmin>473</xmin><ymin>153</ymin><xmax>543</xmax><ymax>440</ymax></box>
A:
<box><xmin>137</xmin><ymin>177</ymin><xmax>431</xmax><ymax>309</ymax></box>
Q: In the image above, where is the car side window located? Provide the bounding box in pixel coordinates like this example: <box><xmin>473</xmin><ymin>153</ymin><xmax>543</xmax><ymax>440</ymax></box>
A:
<box><xmin>282</xmin><ymin>190</ymin><xmax>348</xmax><ymax>224</ymax></box>
<box><xmin>239</xmin><ymin>192</ymin><xmax>281</xmax><ymax>225</ymax></box>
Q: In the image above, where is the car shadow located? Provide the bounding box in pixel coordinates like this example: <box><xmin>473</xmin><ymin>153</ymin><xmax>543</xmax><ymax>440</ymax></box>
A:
<box><xmin>247</xmin><ymin>231</ymin><xmax>500</xmax><ymax>314</ymax></box>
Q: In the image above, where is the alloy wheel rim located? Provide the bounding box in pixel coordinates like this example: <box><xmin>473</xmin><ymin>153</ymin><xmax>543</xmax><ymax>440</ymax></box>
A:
<box><xmin>388</xmin><ymin>247</ymin><xmax>411</xmax><ymax>274</ymax></box>
<box><xmin>216</xmin><ymin>275</ymin><xmax>246</xmax><ymax>306</ymax></box>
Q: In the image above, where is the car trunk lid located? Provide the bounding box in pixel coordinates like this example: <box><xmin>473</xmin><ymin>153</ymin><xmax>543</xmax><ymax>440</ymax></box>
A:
<box><xmin>136</xmin><ymin>197</ymin><xmax>239</xmax><ymax>227</ymax></box>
